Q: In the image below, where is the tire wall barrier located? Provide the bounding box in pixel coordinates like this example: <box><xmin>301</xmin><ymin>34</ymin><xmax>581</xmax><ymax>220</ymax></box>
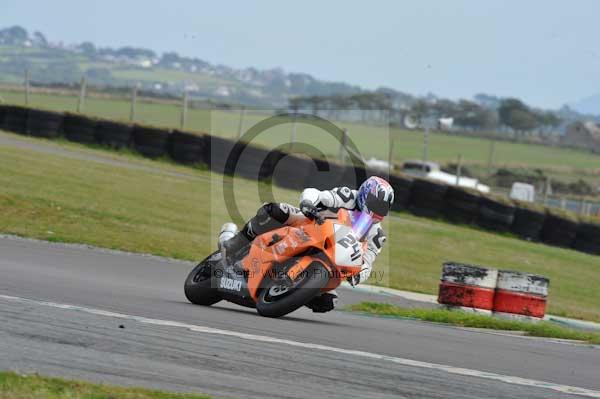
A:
<box><xmin>493</xmin><ymin>270</ymin><xmax>549</xmax><ymax>319</ymax></box>
<box><xmin>271</xmin><ymin>154</ymin><xmax>313</xmax><ymax>190</ymax></box>
<box><xmin>1</xmin><ymin>104</ymin><xmax>599</xmax><ymax>257</ymax></box>
<box><xmin>477</xmin><ymin>195</ymin><xmax>515</xmax><ymax>232</ymax></box>
<box><xmin>232</xmin><ymin>143</ymin><xmax>276</xmax><ymax>181</ymax></box>
<box><xmin>27</xmin><ymin>109</ymin><xmax>63</xmax><ymax>138</ymax></box>
<box><xmin>168</xmin><ymin>130</ymin><xmax>208</xmax><ymax>165</ymax></box>
<box><xmin>438</xmin><ymin>263</ymin><xmax>550</xmax><ymax>318</ymax></box>
<box><xmin>62</xmin><ymin>113</ymin><xmax>97</xmax><ymax>144</ymax></box>
<box><xmin>443</xmin><ymin>187</ymin><xmax>481</xmax><ymax>224</ymax></box>
<box><xmin>438</xmin><ymin>262</ymin><xmax>498</xmax><ymax>312</ymax></box>
<box><xmin>511</xmin><ymin>203</ymin><xmax>546</xmax><ymax>241</ymax></box>
<box><xmin>572</xmin><ymin>222</ymin><xmax>600</xmax><ymax>255</ymax></box>
<box><xmin>409</xmin><ymin>178</ymin><xmax>448</xmax><ymax>217</ymax></box>
<box><xmin>207</xmin><ymin>135</ymin><xmax>242</xmax><ymax>175</ymax></box>
<box><xmin>95</xmin><ymin>120</ymin><xmax>133</xmax><ymax>148</ymax></box>
<box><xmin>132</xmin><ymin>125</ymin><xmax>171</xmax><ymax>158</ymax></box>
<box><xmin>389</xmin><ymin>173</ymin><xmax>413</xmax><ymax>211</ymax></box>
<box><xmin>541</xmin><ymin>211</ymin><xmax>578</xmax><ymax>248</ymax></box>
<box><xmin>0</xmin><ymin>104</ymin><xmax>7</xmax><ymax>128</ymax></box>
<box><xmin>4</xmin><ymin>105</ymin><xmax>28</xmax><ymax>134</ymax></box>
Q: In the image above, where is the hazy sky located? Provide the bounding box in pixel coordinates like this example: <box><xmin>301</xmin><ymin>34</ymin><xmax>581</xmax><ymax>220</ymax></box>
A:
<box><xmin>2</xmin><ymin>0</ymin><xmax>599</xmax><ymax>108</ymax></box>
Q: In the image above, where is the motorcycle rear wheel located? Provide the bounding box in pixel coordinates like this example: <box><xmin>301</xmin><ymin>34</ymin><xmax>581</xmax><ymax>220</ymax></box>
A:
<box><xmin>184</xmin><ymin>251</ymin><xmax>222</xmax><ymax>306</ymax></box>
<box><xmin>256</xmin><ymin>261</ymin><xmax>329</xmax><ymax>318</ymax></box>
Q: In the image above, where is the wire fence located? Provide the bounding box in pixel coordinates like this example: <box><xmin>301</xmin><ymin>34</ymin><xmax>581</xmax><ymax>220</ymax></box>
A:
<box><xmin>1</xmin><ymin>71</ymin><xmax>599</xmax><ymax>217</ymax></box>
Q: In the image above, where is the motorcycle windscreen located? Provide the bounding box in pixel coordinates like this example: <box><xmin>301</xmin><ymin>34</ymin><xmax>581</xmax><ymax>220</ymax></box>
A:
<box><xmin>351</xmin><ymin>210</ymin><xmax>374</xmax><ymax>241</ymax></box>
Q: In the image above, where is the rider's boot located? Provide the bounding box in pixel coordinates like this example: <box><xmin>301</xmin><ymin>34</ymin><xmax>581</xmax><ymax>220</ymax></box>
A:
<box><xmin>218</xmin><ymin>223</ymin><xmax>239</xmax><ymax>251</ymax></box>
<box><xmin>305</xmin><ymin>290</ymin><xmax>339</xmax><ymax>313</ymax></box>
<box><xmin>221</xmin><ymin>203</ymin><xmax>290</xmax><ymax>262</ymax></box>
<box><xmin>221</xmin><ymin>224</ymin><xmax>251</xmax><ymax>262</ymax></box>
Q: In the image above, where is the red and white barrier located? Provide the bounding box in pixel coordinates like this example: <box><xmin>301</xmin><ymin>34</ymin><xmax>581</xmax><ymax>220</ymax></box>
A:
<box><xmin>437</xmin><ymin>263</ymin><xmax>550</xmax><ymax>319</ymax></box>
<box><xmin>493</xmin><ymin>270</ymin><xmax>549</xmax><ymax>319</ymax></box>
<box><xmin>437</xmin><ymin>262</ymin><xmax>498</xmax><ymax>313</ymax></box>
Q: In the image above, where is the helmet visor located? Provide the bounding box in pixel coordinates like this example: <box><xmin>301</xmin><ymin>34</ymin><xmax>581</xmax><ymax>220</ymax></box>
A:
<box><xmin>365</xmin><ymin>191</ymin><xmax>391</xmax><ymax>218</ymax></box>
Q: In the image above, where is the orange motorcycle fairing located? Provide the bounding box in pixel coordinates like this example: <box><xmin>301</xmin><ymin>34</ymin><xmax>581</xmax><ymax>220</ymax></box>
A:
<box><xmin>241</xmin><ymin>209</ymin><xmax>364</xmax><ymax>300</ymax></box>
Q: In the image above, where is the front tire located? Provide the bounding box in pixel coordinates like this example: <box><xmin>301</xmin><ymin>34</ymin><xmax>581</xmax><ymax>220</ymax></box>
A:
<box><xmin>256</xmin><ymin>261</ymin><xmax>330</xmax><ymax>318</ymax></box>
<box><xmin>184</xmin><ymin>251</ymin><xmax>222</xmax><ymax>306</ymax></box>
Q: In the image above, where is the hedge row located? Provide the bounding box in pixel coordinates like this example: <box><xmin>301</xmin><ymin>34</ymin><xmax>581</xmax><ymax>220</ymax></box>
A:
<box><xmin>1</xmin><ymin>104</ymin><xmax>599</xmax><ymax>256</ymax></box>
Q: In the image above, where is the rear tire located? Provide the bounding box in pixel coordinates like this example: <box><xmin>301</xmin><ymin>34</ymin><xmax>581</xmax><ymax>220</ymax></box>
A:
<box><xmin>256</xmin><ymin>261</ymin><xmax>330</xmax><ymax>318</ymax></box>
<box><xmin>184</xmin><ymin>251</ymin><xmax>222</xmax><ymax>306</ymax></box>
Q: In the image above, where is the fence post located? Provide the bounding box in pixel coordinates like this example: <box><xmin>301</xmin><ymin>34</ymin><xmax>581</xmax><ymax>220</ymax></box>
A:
<box><xmin>487</xmin><ymin>139</ymin><xmax>496</xmax><ymax>176</ymax></box>
<box><xmin>180</xmin><ymin>91</ymin><xmax>188</xmax><ymax>129</ymax></box>
<box><xmin>77</xmin><ymin>76</ymin><xmax>87</xmax><ymax>113</ymax></box>
<box><xmin>456</xmin><ymin>154</ymin><xmax>463</xmax><ymax>185</ymax></box>
<box><xmin>578</xmin><ymin>198</ymin><xmax>585</xmax><ymax>216</ymax></box>
<box><xmin>24</xmin><ymin>69</ymin><xmax>30</xmax><ymax>106</ymax></box>
<box><xmin>543</xmin><ymin>176</ymin><xmax>551</xmax><ymax>204</ymax></box>
<box><xmin>129</xmin><ymin>86</ymin><xmax>138</xmax><ymax>122</ymax></box>
<box><xmin>289</xmin><ymin>113</ymin><xmax>298</xmax><ymax>151</ymax></box>
<box><xmin>388</xmin><ymin>136</ymin><xmax>395</xmax><ymax>176</ymax></box>
<box><xmin>237</xmin><ymin>106</ymin><xmax>246</xmax><ymax>139</ymax></box>
<box><xmin>560</xmin><ymin>197</ymin><xmax>566</xmax><ymax>210</ymax></box>
<box><xmin>422</xmin><ymin>127</ymin><xmax>430</xmax><ymax>172</ymax></box>
<box><xmin>338</xmin><ymin>128</ymin><xmax>348</xmax><ymax>161</ymax></box>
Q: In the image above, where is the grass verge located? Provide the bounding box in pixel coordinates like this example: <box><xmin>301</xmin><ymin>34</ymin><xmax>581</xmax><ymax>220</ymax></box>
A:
<box><xmin>0</xmin><ymin>371</ymin><xmax>213</xmax><ymax>399</ymax></box>
<box><xmin>1</xmin><ymin>131</ymin><xmax>600</xmax><ymax>321</ymax></box>
<box><xmin>347</xmin><ymin>302</ymin><xmax>600</xmax><ymax>344</ymax></box>
<box><xmin>2</xmin><ymin>87</ymin><xmax>600</xmax><ymax>172</ymax></box>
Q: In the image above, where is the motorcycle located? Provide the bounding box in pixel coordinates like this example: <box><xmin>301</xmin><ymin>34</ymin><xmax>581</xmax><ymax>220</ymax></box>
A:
<box><xmin>184</xmin><ymin>207</ymin><xmax>375</xmax><ymax>318</ymax></box>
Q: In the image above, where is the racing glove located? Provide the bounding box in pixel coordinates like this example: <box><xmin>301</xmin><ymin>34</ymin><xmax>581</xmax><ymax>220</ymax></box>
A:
<box><xmin>299</xmin><ymin>199</ymin><xmax>319</xmax><ymax>220</ymax></box>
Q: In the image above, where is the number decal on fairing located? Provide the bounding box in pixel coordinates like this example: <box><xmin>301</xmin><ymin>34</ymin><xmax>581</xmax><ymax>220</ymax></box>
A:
<box><xmin>337</xmin><ymin>233</ymin><xmax>361</xmax><ymax>261</ymax></box>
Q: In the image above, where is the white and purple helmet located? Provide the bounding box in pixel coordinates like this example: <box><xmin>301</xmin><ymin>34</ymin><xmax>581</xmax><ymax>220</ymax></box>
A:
<box><xmin>357</xmin><ymin>176</ymin><xmax>395</xmax><ymax>220</ymax></box>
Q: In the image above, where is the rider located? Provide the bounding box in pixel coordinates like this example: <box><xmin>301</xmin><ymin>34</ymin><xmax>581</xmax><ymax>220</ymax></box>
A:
<box><xmin>220</xmin><ymin>176</ymin><xmax>395</xmax><ymax>313</ymax></box>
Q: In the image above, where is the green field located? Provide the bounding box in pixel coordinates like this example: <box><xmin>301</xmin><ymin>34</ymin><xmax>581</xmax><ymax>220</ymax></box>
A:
<box><xmin>0</xmin><ymin>372</ymin><xmax>213</xmax><ymax>399</ymax></box>
<box><xmin>2</xmin><ymin>87</ymin><xmax>600</xmax><ymax>177</ymax></box>
<box><xmin>1</xmin><ymin>131</ymin><xmax>599</xmax><ymax>321</ymax></box>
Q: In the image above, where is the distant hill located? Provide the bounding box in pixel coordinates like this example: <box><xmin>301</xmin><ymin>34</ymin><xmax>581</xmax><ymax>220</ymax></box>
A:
<box><xmin>0</xmin><ymin>23</ymin><xmax>593</xmax><ymax>130</ymax></box>
<box><xmin>0</xmin><ymin>25</ymin><xmax>365</xmax><ymax>106</ymax></box>
<box><xmin>570</xmin><ymin>93</ymin><xmax>600</xmax><ymax>116</ymax></box>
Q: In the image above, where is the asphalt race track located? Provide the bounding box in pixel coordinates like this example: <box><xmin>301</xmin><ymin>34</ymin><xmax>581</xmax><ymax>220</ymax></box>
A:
<box><xmin>1</xmin><ymin>235</ymin><xmax>599</xmax><ymax>399</ymax></box>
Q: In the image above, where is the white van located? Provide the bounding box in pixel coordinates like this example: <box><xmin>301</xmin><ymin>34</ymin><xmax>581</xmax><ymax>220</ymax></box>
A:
<box><xmin>402</xmin><ymin>160</ymin><xmax>490</xmax><ymax>193</ymax></box>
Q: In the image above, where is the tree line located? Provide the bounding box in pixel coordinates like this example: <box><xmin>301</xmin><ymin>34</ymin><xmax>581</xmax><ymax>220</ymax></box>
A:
<box><xmin>288</xmin><ymin>92</ymin><xmax>563</xmax><ymax>136</ymax></box>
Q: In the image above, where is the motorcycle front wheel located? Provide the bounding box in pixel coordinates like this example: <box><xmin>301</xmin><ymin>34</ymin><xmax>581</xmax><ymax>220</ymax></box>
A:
<box><xmin>256</xmin><ymin>261</ymin><xmax>330</xmax><ymax>318</ymax></box>
<box><xmin>184</xmin><ymin>251</ymin><xmax>222</xmax><ymax>306</ymax></box>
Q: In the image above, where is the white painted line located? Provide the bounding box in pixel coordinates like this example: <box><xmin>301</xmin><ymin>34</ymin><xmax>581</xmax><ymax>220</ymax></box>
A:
<box><xmin>341</xmin><ymin>281</ymin><xmax>439</xmax><ymax>303</ymax></box>
<box><xmin>2</xmin><ymin>294</ymin><xmax>599</xmax><ymax>398</ymax></box>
